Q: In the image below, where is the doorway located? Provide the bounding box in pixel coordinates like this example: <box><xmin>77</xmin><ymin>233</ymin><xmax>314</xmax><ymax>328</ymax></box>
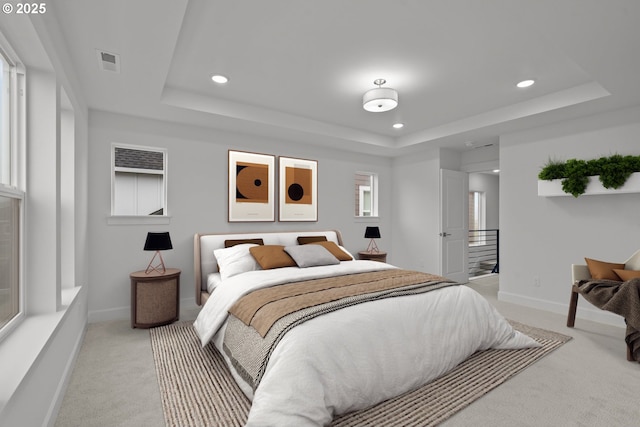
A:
<box><xmin>468</xmin><ymin>171</ymin><xmax>500</xmax><ymax>278</ymax></box>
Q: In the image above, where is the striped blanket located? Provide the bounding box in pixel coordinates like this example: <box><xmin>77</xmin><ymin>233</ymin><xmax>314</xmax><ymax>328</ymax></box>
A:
<box><xmin>224</xmin><ymin>269</ymin><xmax>456</xmax><ymax>389</ymax></box>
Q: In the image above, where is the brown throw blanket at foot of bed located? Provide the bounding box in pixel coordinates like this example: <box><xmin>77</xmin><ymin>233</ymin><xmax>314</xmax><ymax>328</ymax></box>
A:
<box><xmin>577</xmin><ymin>278</ymin><xmax>640</xmax><ymax>361</ymax></box>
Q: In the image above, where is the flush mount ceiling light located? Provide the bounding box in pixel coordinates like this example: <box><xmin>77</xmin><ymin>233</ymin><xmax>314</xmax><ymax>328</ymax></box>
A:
<box><xmin>393</xmin><ymin>123</ymin><xmax>404</xmax><ymax>129</ymax></box>
<box><xmin>211</xmin><ymin>74</ymin><xmax>229</xmax><ymax>84</ymax></box>
<box><xmin>516</xmin><ymin>79</ymin><xmax>535</xmax><ymax>88</ymax></box>
<box><xmin>363</xmin><ymin>79</ymin><xmax>398</xmax><ymax>112</ymax></box>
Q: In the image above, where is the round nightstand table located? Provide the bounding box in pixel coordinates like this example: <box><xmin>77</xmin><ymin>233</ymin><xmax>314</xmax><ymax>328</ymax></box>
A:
<box><xmin>130</xmin><ymin>268</ymin><xmax>181</xmax><ymax>328</ymax></box>
<box><xmin>358</xmin><ymin>251</ymin><xmax>387</xmax><ymax>263</ymax></box>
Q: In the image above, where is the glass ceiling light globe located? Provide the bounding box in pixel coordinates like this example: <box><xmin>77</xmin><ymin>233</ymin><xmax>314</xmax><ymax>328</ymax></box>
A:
<box><xmin>363</xmin><ymin>79</ymin><xmax>398</xmax><ymax>112</ymax></box>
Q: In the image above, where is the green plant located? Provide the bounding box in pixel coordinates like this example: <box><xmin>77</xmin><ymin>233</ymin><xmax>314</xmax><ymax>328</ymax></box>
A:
<box><xmin>537</xmin><ymin>158</ymin><xmax>566</xmax><ymax>180</ymax></box>
<box><xmin>562</xmin><ymin>159</ymin><xmax>590</xmax><ymax>197</ymax></box>
<box><xmin>598</xmin><ymin>154</ymin><xmax>629</xmax><ymax>189</ymax></box>
<box><xmin>538</xmin><ymin>153</ymin><xmax>640</xmax><ymax>197</ymax></box>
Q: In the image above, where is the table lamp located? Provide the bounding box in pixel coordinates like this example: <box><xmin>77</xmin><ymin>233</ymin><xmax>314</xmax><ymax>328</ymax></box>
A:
<box><xmin>144</xmin><ymin>232</ymin><xmax>173</xmax><ymax>274</ymax></box>
<box><xmin>364</xmin><ymin>226</ymin><xmax>381</xmax><ymax>253</ymax></box>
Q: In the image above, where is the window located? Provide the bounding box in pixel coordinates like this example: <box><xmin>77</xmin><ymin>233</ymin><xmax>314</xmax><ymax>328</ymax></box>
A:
<box><xmin>355</xmin><ymin>172</ymin><xmax>378</xmax><ymax>217</ymax></box>
<box><xmin>0</xmin><ymin>42</ymin><xmax>25</xmax><ymax>339</ymax></box>
<box><xmin>111</xmin><ymin>144</ymin><xmax>167</xmax><ymax>216</ymax></box>
<box><xmin>469</xmin><ymin>191</ymin><xmax>486</xmax><ymax>245</ymax></box>
<box><xmin>0</xmin><ymin>195</ymin><xmax>20</xmax><ymax>329</ymax></box>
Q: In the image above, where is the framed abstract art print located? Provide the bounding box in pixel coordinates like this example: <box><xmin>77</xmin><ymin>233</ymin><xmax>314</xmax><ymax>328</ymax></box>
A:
<box><xmin>278</xmin><ymin>156</ymin><xmax>318</xmax><ymax>221</ymax></box>
<box><xmin>228</xmin><ymin>150</ymin><xmax>275</xmax><ymax>222</ymax></box>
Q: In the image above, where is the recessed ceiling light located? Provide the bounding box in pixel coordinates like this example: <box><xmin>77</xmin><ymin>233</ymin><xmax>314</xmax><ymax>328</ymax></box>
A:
<box><xmin>493</xmin><ymin>169</ymin><xmax>500</xmax><ymax>173</ymax></box>
<box><xmin>211</xmin><ymin>74</ymin><xmax>229</xmax><ymax>84</ymax></box>
<box><xmin>393</xmin><ymin>123</ymin><xmax>404</xmax><ymax>129</ymax></box>
<box><xmin>516</xmin><ymin>79</ymin><xmax>535</xmax><ymax>88</ymax></box>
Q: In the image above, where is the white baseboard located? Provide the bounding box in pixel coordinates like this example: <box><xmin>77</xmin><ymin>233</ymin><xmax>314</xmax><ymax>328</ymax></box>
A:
<box><xmin>88</xmin><ymin>306</ymin><xmax>129</xmax><ymax>323</ymax></box>
<box><xmin>89</xmin><ymin>298</ymin><xmax>200</xmax><ymax>323</ymax></box>
<box><xmin>498</xmin><ymin>290</ymin><xmax>626</xmax><ymax>328</ymax></box>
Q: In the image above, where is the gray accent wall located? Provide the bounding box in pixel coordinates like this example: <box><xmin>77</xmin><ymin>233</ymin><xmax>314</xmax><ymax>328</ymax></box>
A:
<box><xmin>88</xmin><ymin>111</ymin><xmax>393</xmax><ymax>320</ymax></box>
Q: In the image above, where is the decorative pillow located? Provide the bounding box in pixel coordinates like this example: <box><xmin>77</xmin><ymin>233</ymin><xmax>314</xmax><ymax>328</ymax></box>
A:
<box><xmin>297</xmin><ymin>235</ymin><xmax>328</xmax><ymax>245</ymax></box>
<box><xmin>338</xmin><ymin>245</ymin><xmax>355</xmax><ymax>261</ymax></box>
<box><xmin>225</xmin><ymin>238</ymin><xmax>264</xmax><ymax>248</ymax></box>
<box><xmin>250</xmin><ymin>245</ymin><xmax>297</xmax><ymax>270</ymax></box>
<box><xmin>613</xmin><ymin>269</ymin><xmax>640</xmax><ymax>281</ymax></box>
<box><xmin>310</xmin><ymin>241</ymin><xmax>353</xmax><ymax>261</ymax></box>
<box><xmin>285</xmin><ymin>244</ymin><xmax>340</xmax><ymax>268</ymax></box>
<box><xmin>585</xmin><ymin>258</ymin><xmax>624</xmax><ymax>281</ymax></box>
<box><xmin>625</xmin><ymin>249</ymin><xmax>640</xmax><ymax>271</ymax></box>
<box><xmin>214</xmin><ymin>243</ymin><xmax>260</xmax><ymax>281</ymax></box>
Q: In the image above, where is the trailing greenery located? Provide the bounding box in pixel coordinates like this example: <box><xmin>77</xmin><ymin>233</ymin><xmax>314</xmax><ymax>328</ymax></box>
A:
<box><xmin>538</xmin><ymin>154</ymin><xmax>640</xmax><ymax>197</ymax></box>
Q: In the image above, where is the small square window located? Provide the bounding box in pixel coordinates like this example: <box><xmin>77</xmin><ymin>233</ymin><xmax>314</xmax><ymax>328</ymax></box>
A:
<box><xmin>355</xmin><ymin>172</ymin><xmax>378</xmax><ymax>217</ymax></box>
<box><xmin>111</xmin><ymin>144</ymin><xmax>167</xmax><ymax>216</ymax></box>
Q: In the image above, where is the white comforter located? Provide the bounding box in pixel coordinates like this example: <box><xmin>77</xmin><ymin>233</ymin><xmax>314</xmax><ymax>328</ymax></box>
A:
<box><xmin>194</xmin><ymin>261</ymin><xmax>539</xmax><ymax>427</ymax></box>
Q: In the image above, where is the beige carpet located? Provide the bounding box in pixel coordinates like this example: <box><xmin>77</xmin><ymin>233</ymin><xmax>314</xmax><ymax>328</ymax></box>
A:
<box><xmin>150</xmin><ymin>321</ymin><xmax>571</xmax><ymax>427</ymax></box>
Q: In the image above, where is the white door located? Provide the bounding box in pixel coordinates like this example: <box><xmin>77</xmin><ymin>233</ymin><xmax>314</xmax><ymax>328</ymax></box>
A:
<box><xmin>440</xmin><ymin>169</ymin><xmax>469</xmax><ymax>283</ymax></box>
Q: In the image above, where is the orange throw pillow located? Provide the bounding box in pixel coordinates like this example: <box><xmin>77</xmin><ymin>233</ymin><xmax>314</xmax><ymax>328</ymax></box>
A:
<box><xmin>613</xmin><ymin>269</ymin><xmax>640</xmax><ymax>281</ymax></box>
<box><xmin>249</xmin><ymin>245</ymin><xmax>297</xmax><ymax>270</ymax></box>
<box><xmin>585</xmin><ymin>258</ymin><xmax>624</xmax><ymax>281</ymax></box>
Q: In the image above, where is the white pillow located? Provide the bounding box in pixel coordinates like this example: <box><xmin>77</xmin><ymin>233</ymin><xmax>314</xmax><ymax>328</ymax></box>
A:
<box><xmin>214</xmin><ymin>243</ymin><xmax>260</xmax><ymax>281</ymax></box>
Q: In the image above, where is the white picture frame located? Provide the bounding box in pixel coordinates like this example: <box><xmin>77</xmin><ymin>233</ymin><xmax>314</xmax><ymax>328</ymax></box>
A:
<box><xmin>228</xmin><ymin>150</ymin><xmax>275</xmax><ymax>222</ymax></box>
<box><xmin>278</xmin><ymin>156</ymin><xmax>318</xmax><ymax>222</ymax></box>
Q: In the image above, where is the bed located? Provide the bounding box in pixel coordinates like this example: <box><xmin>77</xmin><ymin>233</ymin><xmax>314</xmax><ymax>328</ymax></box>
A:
<box><xmin>193</xmin><ymin>230</ymin><xmax>539</xmax><ymax>426</ymax></box>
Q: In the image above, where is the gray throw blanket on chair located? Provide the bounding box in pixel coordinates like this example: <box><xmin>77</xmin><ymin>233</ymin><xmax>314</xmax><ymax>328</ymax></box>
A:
<box><xmin>577</xmin><ymin>278</ymin><xmax>640</xmax><ymax>361</ymax></box>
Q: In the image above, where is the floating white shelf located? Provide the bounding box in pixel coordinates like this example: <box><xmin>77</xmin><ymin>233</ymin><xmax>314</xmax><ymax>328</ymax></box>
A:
<box><xmin>538</xmin><ymin>172</ymin><xmax>640</xmax><ymax>197</ymax></box>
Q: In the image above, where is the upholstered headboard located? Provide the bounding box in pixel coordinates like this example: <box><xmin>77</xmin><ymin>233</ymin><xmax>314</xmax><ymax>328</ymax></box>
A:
<box><xmin>194</xmin><ymin>230</ymin><xmax>344</xmax><ymax>306</ymax></box>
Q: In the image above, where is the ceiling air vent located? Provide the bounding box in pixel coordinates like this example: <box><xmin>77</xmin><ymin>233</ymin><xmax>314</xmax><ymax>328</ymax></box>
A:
<box><xmin>96</xmin><ymin>49</ymin><xmax>121</xmax><ymax>73</ymax></box>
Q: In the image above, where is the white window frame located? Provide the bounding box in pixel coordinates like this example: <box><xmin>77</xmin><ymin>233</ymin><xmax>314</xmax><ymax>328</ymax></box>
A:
<box><xmin>355</xmin><ymin>171</ymin><xmax>379</xmax><ymax>218</ymax></box>
<box><xmin>110</xmin><ymin>143</ymin><xmax>169</xmax><ymax>224</ymax></box>
<box><xmin>359</xmin><ymin>185</ymin><xmax>371</xmax><ymax>216</ymax></box>
<box><xmin>469</xmin><ymin>191</ymin><xmax>486</xmax><ymax>246</ymax></box>
<box><xmin>0</xmin><ymin>36</ymin><xmax>26</xmax><ymax>342</ymax></box>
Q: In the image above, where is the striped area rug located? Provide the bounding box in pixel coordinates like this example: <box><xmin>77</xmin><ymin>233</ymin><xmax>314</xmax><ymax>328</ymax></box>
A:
<box><xmin>150</xmin><ymin>321</ymin><xmax>571</xmax><ymax>427</ymax></box>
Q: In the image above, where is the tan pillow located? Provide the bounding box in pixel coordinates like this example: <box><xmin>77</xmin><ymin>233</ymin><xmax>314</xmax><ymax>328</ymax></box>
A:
<box><xmin>225</xmin><ymin>238</ymin><xmax>264</xmax><ymax>248</ymax></box>
<box><xmin>585</xmin><ymin>258</ymin><xmax>624</xmax><ymax>281</ymax></box>
<box><xmin>249</xmin><ymin>245</ymin><xmax>296</xmax><ymax>269</ymax></box>
<box><xmin>613</xmin><ymin>269</ymin><xmax>640</xmax><ymax>281</ymax></box>
<box><xmin>297</xmin><ymin>236</ymin><xmax>327</xmax><ymax>245</ymax></box>
<box><xmin>310</xmin><ymin>241</ymin><xmax>352</xmax><ymax>261</ymax></box>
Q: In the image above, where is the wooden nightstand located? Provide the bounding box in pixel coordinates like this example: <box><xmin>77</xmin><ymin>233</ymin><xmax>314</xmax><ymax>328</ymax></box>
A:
<box><xmin>130</xmin><ymin>268</ymin><xmax>181</xmax><ymax>328</ymax></box>
<box><xmin>358</xmin><ymin>251</ymin><xmax>388</xmax><ymax>263</ymax></box>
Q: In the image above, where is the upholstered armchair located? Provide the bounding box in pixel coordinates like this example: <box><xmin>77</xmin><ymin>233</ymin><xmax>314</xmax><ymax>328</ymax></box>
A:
<box><xmin>567</xmin><ymin>249</ymin><xmax>640</xmax><ymax>361</ymax></box>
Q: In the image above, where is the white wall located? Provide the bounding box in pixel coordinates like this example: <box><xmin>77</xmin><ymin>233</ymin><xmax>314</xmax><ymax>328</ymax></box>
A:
<box><xmin>499</xmin><ymin>105</ymin><xmax>640</xmax><ymax>326</ymax></box>
<box><xmin>0</xmin><ymin>10</ymin><xmax>90</xmax><ymax>427</ymax></box>
<box><xmin>391</xmin><ymin>148</ymin><xmax>442</xmax><ymax>273</ymax></box>
<box><xmin>88</xmin><ymin>111</ymin><xmax>393</xmax><ymax>321</ymax></box>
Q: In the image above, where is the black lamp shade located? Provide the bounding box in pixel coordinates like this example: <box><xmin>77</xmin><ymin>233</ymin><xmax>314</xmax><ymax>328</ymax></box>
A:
<box><xmin>364</xmin><ymin>226</ymin><xmax>381</xmax><ymax>239</ymax></box>
<box><xmin>144</xmin><ymin>232</ymin><xmax>173</xmax><ymax>251</ymax></box>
